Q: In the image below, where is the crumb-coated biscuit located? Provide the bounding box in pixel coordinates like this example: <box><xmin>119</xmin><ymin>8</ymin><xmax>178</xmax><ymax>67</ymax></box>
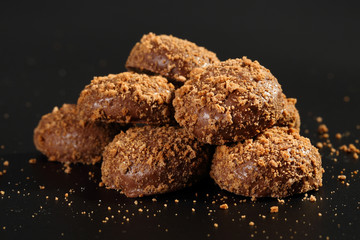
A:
<box><xmin>77</xmin><ymin>72</ymin><xmax>175</xmax><ymax>125</ymax></box>
<box><xmin>125</xmin><ymin>32</ymin><xmax>220</xmax><ymax>84</ymax></box>
<box><xmin>277</xmin><ymin>97</ymin><xmax>301</xmax><ymax>130</ymax></box>
<box><xmin>173</xmin><ymin>57</ymin><xmax>286</xmax><ymax>145</ymax></box>
<box><xmin>101</xmin><ymin>125</ymin><xmax>210</xmax><ymax>198</ymax></box>
<box><xmin>33</xmin><ymin>104</ymin><xmax>120</xmax><ymax>164</ymax></box>
<box><xmin>210</xmin><ymin>127</ymin><xmax>323</xmax><ymax>198</ymax></box>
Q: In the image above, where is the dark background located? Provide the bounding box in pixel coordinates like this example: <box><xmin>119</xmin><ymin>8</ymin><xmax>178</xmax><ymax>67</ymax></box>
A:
<box><xmin>0</xmin><ymin>0</ymin><xmax>359</xmax><ymax>239</ymax></box>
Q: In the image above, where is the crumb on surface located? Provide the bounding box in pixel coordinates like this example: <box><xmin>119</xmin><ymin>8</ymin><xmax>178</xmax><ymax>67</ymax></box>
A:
<box><xmin>270</xmin><ymin>206</ymin><xmax>279</xmax><ymax>213</ymax></box>
<box><xmin>318</xmin><ymin>124</ymin><xmax>329</xmax><ymax>134</ymax></box>
<box><xmin>220</xmin><ymin>203</ymin><xmax>229</xmax><ymax>209</ymax></box>
<box><xmin>338</xmin><ymin>175</ymin><xmax>346</xmax><ymax>180</ymax></box>
<box><xmin>249</xmin><ymin>221</ymin><xmax>255</xmax><ymax>226</ymax></box>
<box><xmin>28</xmin><ymin>158</ymin><xmax>37</xmax><ymax>164</ymax></box>
<box><xmin>309</xmin><ymin>195</ymin><xmax>316</xmax><ymax>202</ymax></box>
<box><xmin>3</xmin><ymin>161</ymin><xmax>9</xmax><ymax>167</ymax></box>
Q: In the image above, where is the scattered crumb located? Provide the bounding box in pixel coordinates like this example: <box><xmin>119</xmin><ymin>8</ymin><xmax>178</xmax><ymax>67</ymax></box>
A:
<box><xmin>241</xmin><ymin>215</ymin><xmax>246</xmax><ymax>219</ymax></box>
<box><xmin>55</xmin><ymin>197</ymin><xmax>59</xmax><ymax>201</ymax></box>
<box><xmin>0</xmin><ymin>191</ymin><xmax>5</xmax><ymax>195</ymax></box>
<box><xmin>343</xmin><ymin>96</ymin><xmax>350</xmax><ymax>102</ymax></box>
<box><xmin>63</xmin><ymin>162</ymin><xmax>71</xmax><ymax>174</ymax></box>
<box><xmin>134</xmin><ymin>200</ymin><xmax>138</xmax><ymax>205</ymax></box>
<box><xmin>174</xmin><ymin>199</ymin><xmax>179</xmax><ymax>203</ymax></box>
<box><xmin>39</xmin><ymin>186</ymin><xmax>45</xmax><ymax>190</ymax></box>
<box><xmin>152</xmin><ymin>198</ymin><xmax>157</xmax><ymax>202</ymax></box>
<box><xmin>28</xmin><ymin>158</ymin><xmax>37</xmax><ymax>164</ymax></box>
<box><xmin>316</xmin><ymin>117</ymin><xmax>323</xmax><ymax>123</ymax></box>
<box><xmin>335</xmin><ymin>133</ymin><xmax>342</xmax><ymax>140</ymax></box>
<box><xmin>309</xmin><ymin>195</ymin><xmax>316</xmax><ymax>202</ymax></box>
<box><xmin>64</xmin><ymin>193</ymin><xmax>69</xmax><ymax>198</ymax></box>
<box><xmin>277</xmin><ymin>199</ymin><xmax>285</xmax><ymax>204</ymax></box>
<box><xmin>98</xmin><ymin>182</ymin><xmax>104</xmax><ymax>187</ymax></box>
<box><xmin>270</xmin><ymin>206</ymin><xmax>279</xmax><ymax>213</ymax></box>
<box><xmin>318</xmin><ymin>124</ymin><xmax>329</xmax><ymax>134</ymax></box>
<box><xmin>138</xmin><ymin>208</ymin><xmax>143</xmax><ymax>212</ymax></box>
<box><xmin>3</xmin><ymin>161</ymin><xmax>9</xmax><ymax>167</ymax></box>
<box><xmin>318</xmin><ymin>213</ymin><xmax>322</xmax><ymax>217</ymax></box>
<box><xmin>338</xmin><ymin>175</ymin><xmax>346</xmax><ymax>180</ymax></box>
<box><xmin>214</xmin><ymin>223</ymin><xmax>219</xmax><ymax>228</ymax></box>
<box><xmin>316</xmin><ymin>142</ymin><xmax>323</xmax><ymax>149</ymax></box>
<box><xmin>249</xmin><ymin>221</ymin><xmax>255</xmax><ymax>226</ymax></box>
<box><xmin>220</xmin><ymin>203</ymin><xmax>229</xmax><ymax>210</ymax></box>
<box><xmin>107</xmin><ymin>206</ymin><xmax>111</xmax><ymax>210</ymax></box>
<box><xmin>192</xmin><ymin>208</ymin><xmax>195</xmax><ymax>212</ymax></box>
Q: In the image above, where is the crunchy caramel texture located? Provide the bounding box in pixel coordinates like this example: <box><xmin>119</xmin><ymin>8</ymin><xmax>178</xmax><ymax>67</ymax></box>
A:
<box><xmin>33</xmin><ymin>104</ymin><xmax>119</xmax><ymax>164</ymax></box>
<box><xmin>210</xmin><ymin>127</ymin><xmax>323</xmax><ymax>198</ymax></box>
<box><xmin>173</xmin><ymin>57</ymin><xmax>286</xmax><ymax>145</ymax></box>
<box><xmin>101</xmin><ymin>125</ymin><xmax>210</xmax><ymax>198</ymax></box>
<box><xmin>126</xmin><ymin>32</ymin><xmax>220</xmax><ymax>83</ymax></box>
<box><xmin>277</xmin><ymin>97</ymin><xmax>301</xmax><ymax>130</ymax></box>
<box><xmin>77</xmin><ymin>72</ymin><xmax>175</xmax><ymax>125</ymax></box>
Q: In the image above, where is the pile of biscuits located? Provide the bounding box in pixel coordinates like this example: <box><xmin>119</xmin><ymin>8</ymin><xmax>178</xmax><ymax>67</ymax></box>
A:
<box><xmin>34</xmin><ymin>33</ymin><xmax>323</xmax><ymax>198</ymax></box>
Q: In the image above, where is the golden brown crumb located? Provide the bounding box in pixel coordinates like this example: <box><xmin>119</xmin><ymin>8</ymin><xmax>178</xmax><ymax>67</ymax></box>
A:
<box><xmin>316</xmin><ymin>142</ymin><xmax>323</xmax><ymax>149</ymax></box>
<box><xmin>318</xmin><ymin>213</ymin><xmax>322</xmax><ymax>216</ymax></box>
<box><xmin>338</xmin><ymin>175</ymin><xmax>346</xmax><ymax>180</ymax></box>
<box><xmin>138</xmin><ymin>208</ymin><xmax>143</xmax><ymax>212</ymax></box>
<box><xmin>28</xmin><ymin>158</ymin><xmax>37</xmax><ymax>164</ymax></box>
<box><xmin>0</xmin><ymin>191</ymin><xmax>4</xmax><ymax>195</ymax></box>
<box><xmin>249</xmin><ymin>221</ymin><xmax>255</xmax><ymax>226</ymax></box>
<box><xmin>316</xmin><ymin>117</ymin><xmax>323</xmax><ymax>123</ymax></box>
<box><xmin>3</xmin><ymin>161</ymin><xmax>9</xmax><ymax>167</ymax></box>
<box><xmin>192</xmin><ymin>208</ymin><xmax>195</xmax><ymax>212</ymax></box>
<box><xmin>277</xmin><ymin>199</ymin><xmax>285</xmax><ymax>204</ymax></box>
<box><xmin>354</xmin><ymin>153</ymin><xmax>359</xmax><ymax>159</ymax></box>
<box><xmin>98</xmin><ymin>182</ymin><xmax>104</xmax><ymax>187</ymax></box>
<box><xmin>55</xmin><ymin>197</ymin><xmax>59</xmax><ymax>201</ymax></box>
<box><xmin>64</xmin><ymin>193</ymin><xmax>69</xmax><ymax>198</ymax></box>
<box><xmin>318</xmin><ymin>124</ymin><xmax>329</xmax><ymax>134</ymax></box>
<box><xmin>241</xmin><ymin>215</ymin><xmax>246</xmax><ymax>219</ymax></box>
<box><xmin>309</xmin><ymin>195</ymin><xmax>316</xmax><ymax>202</ymax></box>
<box><xmin>174</xmin><ymin>199</ymin><xmax>179</xmax><ymax>203</ymax></box>
<box><xmin>214</xmin><ymin>223</ymin><xmax>219</xmax><ymax>228</ymax></box>
<box><xmin>220</xmin><ymin>203</ymin><xmax>229</xmax><ymax>209</ymax></box>
<box><xmin>107</xmin><ymin>207</ymin><xmax>111</xmax><ymax>210</ymax></box>
<box><xmin>270</xmin><ymin>206</ymin><xmax>279</xmax><ymax>213</ymax></box>
<box><xmin>39</xmin><ymin>186</ymin><xmax>45</xmax><ymax>190</ymax></box>
<box><xmin>335</xmin><ymin>133</ymin><xmax>342</xmax><ymax>140</ymax></box>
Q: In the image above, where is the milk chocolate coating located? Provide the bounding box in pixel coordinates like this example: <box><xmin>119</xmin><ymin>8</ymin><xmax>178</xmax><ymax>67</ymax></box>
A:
<box><xmin>101</xmin><ymin>125</ymin><xmax>210</xmax><ymax>198</ymax></box>
<box><xmin>210</xmin><ymin>127</ymin><xmax>323</xmax><ymax>198</ymax></box>
<box><xmin>277</xmin><ymin>96</ymin><xmax>301</xmax><ymax>130</ymax></box>
<box><xmin>126</xmin><ymin>32</ymin><xmax>220</xmax><ymax>84</ymax></box>
<box><xmin>173</xmin><ymin>57</ymin><xmax>286</xmax><ymax>145</ymax></box>
<box><xmin>77</xmin><ymin>72</ymin><xmax>175</xmax><ymax>125</ymax></box>
<box><xmin>33</xmin><ymin>104</ymin><xmax>120</xmax><ymax>164</ymax></box>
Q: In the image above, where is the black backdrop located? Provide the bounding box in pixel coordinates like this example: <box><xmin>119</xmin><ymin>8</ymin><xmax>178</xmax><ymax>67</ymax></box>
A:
<box><xmin>1</xmin><ymin>1</ymin><xmax>360</xmax><ymax>239</ymax></box>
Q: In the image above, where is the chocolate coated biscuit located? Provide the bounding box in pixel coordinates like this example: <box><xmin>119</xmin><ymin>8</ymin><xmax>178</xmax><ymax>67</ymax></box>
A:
<box><xmin>210</xmin><ymin>127</ymin><xmax>323</xmax><ymax>198</ymax></box>
<box><xmin>77</xmin><ymin>72</ymin><xmax>175</xmax><ymax>125</ymax></box>
<box><xmin>33</xmin><ymin>104</ymin><xmax>119</xmax><ymax>164</ymax></box>
<box><xmin>101</xmin><ymin>125</ymin><xmax>209</xmax><ymax>197</ymax></box>
<box><xmin>126</xmin><ymin>32</ymin><xmax>220</xmax><ymax>84</ymax></box>
<box><xmin>277</xmin><ymin>97</ymin><xmax>301</xmax><ymax>130</ymax></box>
<box><xmin>173</xmin><ymin>57</ymin><xmax>286</xmax><ymax>145</ymax></box>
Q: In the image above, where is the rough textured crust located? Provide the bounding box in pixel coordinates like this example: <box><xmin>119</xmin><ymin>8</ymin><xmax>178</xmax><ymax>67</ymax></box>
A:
<box><xmin>277</xmin><ymin>96</ymin><xmax>301</xmax><ymax>130</ymax></box>
<box><xmin>77</xmin><ymin>72</ymin><xmax>175</xmax><ymax>125</ymax></box>
<box><xmin>210</xmin><ymin>127</ymin><xmax>323</xmax><ymax>198</ymax></box>
<box><xmin>33</xmin><ymin>104</ymin><xmax>120</xmax><ymax>164</ymax></box>
<box><xmin>125</xmin><ymin>32</ymin><xmax>220</xmax><ymax>84</ymax></box>
<box><xmin>173</xmin><ymin>57</ymin><xmax>286</xmax><ymax>145</ymax></box>
<box><xmin>101</xmin><ymin>125</ymin><xmax>210</xmax><ymax>197</ymax></box>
